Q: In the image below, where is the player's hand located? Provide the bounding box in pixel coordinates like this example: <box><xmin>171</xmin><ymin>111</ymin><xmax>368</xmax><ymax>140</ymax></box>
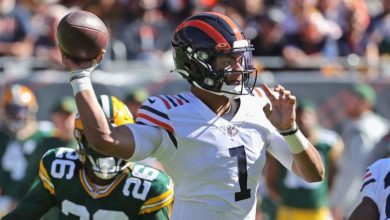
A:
<box><xmin>60</xmin><ymin>49</ymin><xmax>105</xmax><ymax>71</ymax></box>
<box><xmin>261</xmin><ymin>83</ymin><xmax>296</xmax><ymax>131</ymax></box>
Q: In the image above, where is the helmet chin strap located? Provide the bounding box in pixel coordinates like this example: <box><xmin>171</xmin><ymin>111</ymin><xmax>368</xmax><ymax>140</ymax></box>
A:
<box><xmin>192</xmin><ymin>81</ymin><xmax>245</xmax><ymax>99</ymax></box>
<box><xmin>174</xmin><ymin>66</ymin><xmax>250</xmax><ymax>99</ymax></box>
<box><xmin>220</xmin><ymin>83</ymin><xmax>250</xmax><ymax>99</ymax></box>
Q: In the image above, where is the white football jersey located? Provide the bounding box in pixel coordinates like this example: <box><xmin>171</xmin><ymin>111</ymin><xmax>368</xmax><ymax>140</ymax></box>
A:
<box><xmin>360</xmin><ymin>158</ymin><xmax>390</xmax><ymax>220</ymax></box>
<box><xmin>127</xmin><ymin>88</ymin><xmax>294</xmax><ymax>220</ymax></box>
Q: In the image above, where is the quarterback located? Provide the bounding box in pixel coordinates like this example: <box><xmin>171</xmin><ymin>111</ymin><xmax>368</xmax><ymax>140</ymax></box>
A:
<box><xmin>3</xmin><ymin>95</ymin><xmax>173</xmax><ymax>220</ymax></box>
<box><xmin>62</xmin><ymin>12</ymin><xmax>324</xmax><ymax>219</ymax></box>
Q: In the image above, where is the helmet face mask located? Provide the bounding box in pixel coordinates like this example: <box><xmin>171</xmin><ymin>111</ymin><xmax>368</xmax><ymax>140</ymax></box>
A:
<box><xmin>172</xmin><ymin>13</ymin><xmax>258</xmax><ymax>98</ymax></box>
<box><xmin>86</xmin><ymin>156</ymin><xmax>124</xmax><ymax>180</ymax></box>
<box><xmin>4</xmin><ymin>104</ymin><xmax>30</xmax><ymax>132</ymax></box>
<box><xmin>74</xmin><ymin>95</ymin><xmax>134</xmax><ymax>180</ymax></box>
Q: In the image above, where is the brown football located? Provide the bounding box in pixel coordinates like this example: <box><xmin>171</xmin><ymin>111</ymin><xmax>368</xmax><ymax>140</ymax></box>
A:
<box><xmin>56</xmin><ymin>10</ymin><xmax>109</xmax><ymax>61</ymax></box>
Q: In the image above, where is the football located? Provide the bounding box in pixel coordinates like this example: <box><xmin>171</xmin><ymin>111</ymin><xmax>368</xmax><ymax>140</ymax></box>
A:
<box><xmin>56</xmin><ymin>10</ymin><xmax>109</xmax><ymax>61</ymax></box>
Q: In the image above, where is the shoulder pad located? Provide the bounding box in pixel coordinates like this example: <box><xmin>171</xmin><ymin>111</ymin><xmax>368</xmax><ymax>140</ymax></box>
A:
<box><xmin>41</xmin><ymin>147</ymin><xmax>79</xmax><ymax>162</ymax></box>
<box><xmin>39</xmin><ymin>147</ymin><xmax>80</xmax><ymax>195</ymax></box>
<box><xmin>130</xmin><ymin>164</ymin><xmax>174</xmax><ymax>214</ymax></box>
<box><xmin>136</xmin><ymin>95</ymin><xmax>175</xmax><ymax>133</ymax></box>
<box><xmin>369</xmin><ymin>158</ymin><xmax>390</xmax><ymax>173</ymax></box>
<box><xmin>364</xmin><ymin>158</ymin><xmax>390</xmax><ymax>183</ymax></box>
<box><xmin>148</xmin><ymin>94</ymin><xmax>190</xmax><ymax>110</ymax></box>
<box><xmin>361</xmin><ymin>159</ymin><xmax>386</xmax><ymax>192</ymax></box>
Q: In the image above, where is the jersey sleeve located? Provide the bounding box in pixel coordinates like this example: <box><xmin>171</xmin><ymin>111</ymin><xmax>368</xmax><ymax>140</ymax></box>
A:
<box><xmin>126</xmin><ymin>96</ymin><xmax>177</xmax><ymax>163</ymax></box>
<box><xmin>137</xmin><ymin>165</ymin><xmax>174</xmax><ymax>215</ymax></box>
<box><xmin>136</xmin><ymin>96</ymin><xmax>175</xmax><ymax>133</ymax></box>
<box><xmin>125</xmin><ymin>124</ymin><xmax>164</xmax><ymax>162</ymax></box>
<box><xmin>38</xmin><ymin>149</ymin><xmax>57</xmax><ymax>196</ymax></box>
<box><xmin>360</xmin><ymin>162</ymin><xmax>380</xmax><ymax>204</ymax></box>
<box><xmin>2</xmin><ymin>180</ymin><xmax>54</xmax><ymax>220</ymax></box>
<box><xmin>267</xmin><ymin>133</ymin><xmax>294</xmax><ymax>170</ymax></box>
<box><xmin>38</xmin><ymin>147</ymin><xmax>79</xmax><ymax>195</ymax></box>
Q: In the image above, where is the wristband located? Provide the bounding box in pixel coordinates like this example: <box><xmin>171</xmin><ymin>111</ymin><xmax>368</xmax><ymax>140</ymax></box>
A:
<box><xmin>279</xmin><ymin>123</ymin><xmax>298</xmax><ymax>136</ymax></box>
<box><xmin>70</xmin><ymin>77</ymin><xmax>93</xmax><ymax>95</ymax></box>
<box><xmin>68</xmin><ymin>62</ymin><xmax>98</xmax><ymax>82</ymax></box>
<box><xmin>283</xmin><ymin>129</ymin><xmax>309</xmax><ymax>154</ymax></box>
<box><xmin>69</xmin><ymin>62</ymin><xmax>98</xmax><ymax>95</ymax></box>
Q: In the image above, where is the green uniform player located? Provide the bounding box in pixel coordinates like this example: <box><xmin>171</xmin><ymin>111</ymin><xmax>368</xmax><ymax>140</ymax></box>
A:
<box><xmin>265</xmin><ymin>101</ymin><xmax>343</xmax><ymax>220</ymax></box>
<box><xmin>275</xmin><ymin>129</ymin><xmax>340</xmax><ymax>209</ymax></box>
<box><xmin>3</xmin><ymin>95</ymin><xmax>173</xmax><ymax>220</ymax></box>
<box><xmin>0</xmin><ymin>121</ymin><xmax>53</xmax><ymax>200</ymax></box>
<box><xmin>4</xmin><ymin>147</ymin><xmax>173</xmax><ymax>220</ymax></box>
<box><xmin>0</xmin><ymin>84</ymin><xmax>54</xmax><ymax>217</ymax></box>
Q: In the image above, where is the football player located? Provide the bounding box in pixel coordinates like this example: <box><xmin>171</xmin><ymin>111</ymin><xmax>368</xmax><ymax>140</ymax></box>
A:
<box><xmin>349</xmin><ymin>158</ymin><xmax>390</xmax><ymax>220</ymax></box>
<box><xmin>0</xmin><ymin>84</ymin><xmax>53</xmax><ymax>217</ymax></box>
<box><xmin>61</xmin><ymin>12</ymin><xmax>324</xmax><ymax>219</ymax></box>
<box><xmin>3</xmin><ymin>95</ymin><xmax>173</xmax><ymax>220</ymax></box>
<box><xmin>265</xmin><ymin>100</ymin><xmax>344</xmax><ymax>220</ymax></box>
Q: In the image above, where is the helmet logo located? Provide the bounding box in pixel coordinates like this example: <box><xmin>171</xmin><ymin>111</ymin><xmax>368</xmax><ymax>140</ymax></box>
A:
<box><xmin>20</xmin><ymin>93</ymin><xmax>33</xmax><ymax>104</ymax></box>
<box><xmin>204</xmin><ymin>78</ymin><xmax>214</xmax><ymax>86</ymax></box>
<box><xmin>215</xmin><ymin>43</ymin><xmax>231</xmax><ymax>52</ymax></box>
<box><xmin>197</xmin><ymin>51</ymin><xmax>209</xmax><ymax>61</ymax></box>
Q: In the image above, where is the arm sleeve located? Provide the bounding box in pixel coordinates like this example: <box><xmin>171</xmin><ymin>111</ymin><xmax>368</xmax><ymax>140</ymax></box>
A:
<box><xmin>128</xmin><ymin>96</ymin><xmax>178</xmax><ymax>163</ymax></box>
<box><xmin>2</xmin><ymin>180</ymin><xmax>54</xmax><ymax>220</ymax></box>
<box><xmin>267</xmin><ymin>133</ymin><xmax>294</xmax><ymax>171</ymax></box>
<box><xmin>125</xmin><ymin>124</ymin><xmax>176</xmax><ymax>163</ymax></box>
<box><xmin>125</xmin><ymin>124</ymin><xmax>162</xmax><ymax>162</ymax></box>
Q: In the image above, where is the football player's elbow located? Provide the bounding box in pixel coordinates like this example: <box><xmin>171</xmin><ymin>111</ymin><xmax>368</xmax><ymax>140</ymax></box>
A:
<box><xmin>89</xmin><ymin>133</ymin><xmax>134</xmax><ymax>159</ymax></box>
<box><xmin>317</xmin><ymin>162</ymin><xmax>326</xmax><ymax>181</ymax></box>
<box><xmin>88</xmin><ymin>133</ymin><xmax>115</xmax><ymax>154</ymax></box>
<box><xmin>312</xmin><ymin>172</ymin><xmax>324</xmax><ymax>183</ymax></box>
<box><xmin>307</xmin><ymin>165</ymin><xmax>325</xmax><ymax>183</ymax></box>
<box><xmin>319</xmin><ymin>166</ymin><xmax>325</xmax><ymax>181</ymax></box>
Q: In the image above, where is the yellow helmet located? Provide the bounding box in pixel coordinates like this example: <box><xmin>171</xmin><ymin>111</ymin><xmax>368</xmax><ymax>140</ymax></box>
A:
<box><xmin>1</xmin><ymin>84</ymin><xmax>38</xmax><ymax>133</ymax></box>
<box><xmin>75</xmin><ymin>95</ymin><xmax>134</xmax><ymax>131</ymax></box>
<box><xmin>74</xmin><ymin>95</ymin><xmax>134</xmax><ymax>180</ymax></box>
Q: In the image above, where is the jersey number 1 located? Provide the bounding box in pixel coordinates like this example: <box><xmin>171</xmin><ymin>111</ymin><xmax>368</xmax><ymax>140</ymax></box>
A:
<box><xmin>229</xmin><ymin>146</ymin><xmax>251</xmax><ymax>201</ymax></box>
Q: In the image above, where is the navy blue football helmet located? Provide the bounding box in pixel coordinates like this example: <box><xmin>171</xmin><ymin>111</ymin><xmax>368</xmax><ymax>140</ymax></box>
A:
<box><xmin>171</xmin><ymin>12</ymin><xmax>257</xmax><ymax>98</ymax></box>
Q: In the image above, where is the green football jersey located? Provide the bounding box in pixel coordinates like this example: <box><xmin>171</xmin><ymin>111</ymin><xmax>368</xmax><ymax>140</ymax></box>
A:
<box><xmin>277</xmin><ymin>128</ymin><xmax>339</xmax><ymax>209</ymax></box>
<box><xmin>4</xmin><ymin>147</ymin><xmax>173</xmax><ymax>220</ymax></box>
<box><xmin>0</xmin><ymin>121</ymin><xmax>54</xmax><ymax>200</ymax></box>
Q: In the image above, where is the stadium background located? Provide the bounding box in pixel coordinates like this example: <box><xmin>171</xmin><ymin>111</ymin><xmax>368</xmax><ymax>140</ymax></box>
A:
<box><xmin>1</xmin><ymin>0</ymin><xmax>390</xmax><ymax>219</ymax></box>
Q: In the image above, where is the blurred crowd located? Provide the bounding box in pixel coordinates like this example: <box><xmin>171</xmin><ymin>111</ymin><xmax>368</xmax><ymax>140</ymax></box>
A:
<box><xmin>0</xmin><ymin>0</ymin><xmax>390</xmax><ymax>219</ymax></box>
<box><xmin>0</xmin><ymin>0</ymin><xmax>388</xmax><ymax>75</ymax></box>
